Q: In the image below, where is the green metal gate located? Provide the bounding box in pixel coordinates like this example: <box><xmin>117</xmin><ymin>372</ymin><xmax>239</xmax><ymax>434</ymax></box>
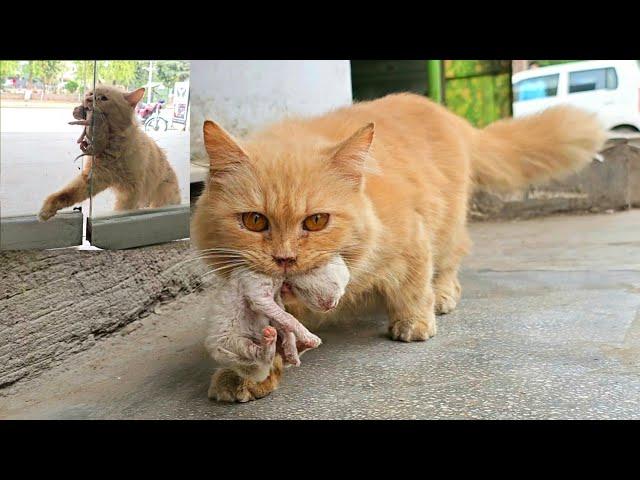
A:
<box><xmin>350</xmin><ymin>60</ymin><xmax>513</xmax><ymax>128</ymax></box>
<box><xmin>351</xmin><ymin>60</ymin><xmax>429</xmax><ymax>101</ymax></box>
<box><xmin>427</xmin><ymin>60</ymin><xmax>513</xmax><ymax>127</ymax></box>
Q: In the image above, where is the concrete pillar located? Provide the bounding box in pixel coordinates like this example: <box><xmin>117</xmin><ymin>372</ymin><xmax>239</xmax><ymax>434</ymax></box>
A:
<box><xmin>189</xmin><ymin>60</ymin><xmax>353</xmax><ymax>164</ymax></box>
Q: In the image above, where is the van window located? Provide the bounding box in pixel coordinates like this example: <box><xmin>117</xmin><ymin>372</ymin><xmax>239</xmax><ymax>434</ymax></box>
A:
<box><xmin>569</xmin><ymin>68</ymin><xmax>618</xmax><ymax>93</ymax></box>
<box><xmin>514</xmin><ymin>74</ymin><xmax>559</xmax><ymax>101</ymax></box>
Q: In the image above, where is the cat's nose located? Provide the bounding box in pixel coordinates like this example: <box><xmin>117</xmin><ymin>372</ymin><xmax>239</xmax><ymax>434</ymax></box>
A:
<box><xmin>273</xmin><ymin>256</ymin><xmax>297</xmax><ymax>270</ymax></box>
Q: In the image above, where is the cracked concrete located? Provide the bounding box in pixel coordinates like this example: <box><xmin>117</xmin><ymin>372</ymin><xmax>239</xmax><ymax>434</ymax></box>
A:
<box><xmin>1</xmin><ymin>210</ymin><xmax>639</xmax><ymax>419</ymax></box>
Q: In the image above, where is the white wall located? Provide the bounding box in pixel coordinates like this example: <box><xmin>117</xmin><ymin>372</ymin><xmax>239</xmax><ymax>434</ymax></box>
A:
<box><xmin>190</xmin><ymin>60</ymin><xmax>352</xmax><ymax>165</ymax></box>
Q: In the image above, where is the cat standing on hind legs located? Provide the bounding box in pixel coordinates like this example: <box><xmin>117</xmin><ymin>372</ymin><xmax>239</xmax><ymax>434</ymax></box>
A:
<box><xmin>38</xmin><ymin>85</ymin><xmax>181</xmax><ymax>221</ymax></box>
<box><xmin>192</xmin><ymin>93</ymin><xmax>607</xmax><ymax>402</ymax></box>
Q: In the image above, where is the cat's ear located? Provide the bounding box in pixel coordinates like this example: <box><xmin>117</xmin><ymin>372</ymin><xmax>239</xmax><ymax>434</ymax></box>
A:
<box><xmin>203</xmin><ymin>120</ymin><xmax>250</xmax><ymax>179</ymax></box>
<box><xmin>124</xmin><ymin>88</ymin><xmax>145</xmax><ymax>107</ymax></box>
<box><xmin>330</xmin><ymin>123</ymin><xmax>375</xmax><ymax>186</ymax></box>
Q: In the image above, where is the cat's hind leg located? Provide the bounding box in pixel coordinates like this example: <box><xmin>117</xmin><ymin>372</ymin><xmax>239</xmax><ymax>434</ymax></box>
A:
<box><xmin>113</xmin><ymin>189</ymin><xmax>142</xmax><ymax>212</ymax></box>
<box><xmin>433</xmin><ymin>226</ymin><xmax>471</xmax><ymax>315</ymax></box>
<box><xmin>149</xmin><ymin>169</ymin><xmax>181</xmax><ymax>209</ymax></box>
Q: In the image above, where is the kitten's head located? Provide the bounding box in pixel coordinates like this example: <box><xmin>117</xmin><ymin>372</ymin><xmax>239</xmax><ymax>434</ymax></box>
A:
<box><xmin>191</xmin><ymin>119</ymin><xmax>377</xmax><ymax>279</ymax></box>
<box><xmin>84</xmin><ymin>85</ymin><xmax>145</xmax><ymax>129</ymax></box>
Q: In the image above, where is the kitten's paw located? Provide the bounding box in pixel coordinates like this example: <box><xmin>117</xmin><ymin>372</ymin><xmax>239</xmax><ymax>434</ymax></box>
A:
<box><xmin>259</xmin><ymin>326</ymin><xmax>277</xmax><ymax>365</ymax></box>
<box><xmin>300</xmin><ymin>332</ymin><xmax>322</xmax><ymax>349</ymax></box>
<box><xmin>262</xmin><ymin>326</ymin><xmax>277</xmax><ymax>346</ymax></box>
<box><xmin>389</xmin><ymin>318</ymin><xmax>436</xmax><ymax>342</ymax></box>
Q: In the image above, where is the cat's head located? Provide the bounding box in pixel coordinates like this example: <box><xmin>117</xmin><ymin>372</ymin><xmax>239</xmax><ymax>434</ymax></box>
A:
<box><xmin>84</xmin><ymin>85</ymin><xmax>145</xmax><ymax>129</ymax></box>
<box><xmin>191</xmin><ymin>119</ymin><xmax>378</xmax><ymax>279</ymax></box>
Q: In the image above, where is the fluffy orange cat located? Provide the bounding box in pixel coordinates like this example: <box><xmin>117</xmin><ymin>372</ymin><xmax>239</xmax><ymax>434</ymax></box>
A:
<box><xmin>192</xmin><ymin>92</ymin><xmax>606</xmax><ymax>402</ymax></box>
<box><xmin>39</xmin><ymin>85</ymin><xmax>181</xmax><ymax>221</ymax></box>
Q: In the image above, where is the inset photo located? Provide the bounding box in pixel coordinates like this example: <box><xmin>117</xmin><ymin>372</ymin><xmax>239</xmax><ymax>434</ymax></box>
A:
<box><xmin>0</xmin><ymin>60</ymin><xmax>191</xmax><ymax>250</ymax></box>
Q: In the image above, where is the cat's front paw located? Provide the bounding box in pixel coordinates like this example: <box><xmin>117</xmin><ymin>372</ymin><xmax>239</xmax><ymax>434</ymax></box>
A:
<box><xmin>209</xmin><ymin>369</ymin><xmax>258</xmax><ymax>403</ymax></box>
<box><xmin>389</xmin><ymin>317</ymin><xmax>436</xmax><ymax>342</ymax></box>
<box><xmin>38</xmin><ymin>203</ymin><xmax>58</xmax><ymax>222</ymax></box>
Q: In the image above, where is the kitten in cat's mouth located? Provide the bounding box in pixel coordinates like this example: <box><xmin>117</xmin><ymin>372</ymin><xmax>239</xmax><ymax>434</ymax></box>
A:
<box><xmin>280</xmin><ymin>281</ymin><xmax>295</xmax><ymax>299</ymax></box>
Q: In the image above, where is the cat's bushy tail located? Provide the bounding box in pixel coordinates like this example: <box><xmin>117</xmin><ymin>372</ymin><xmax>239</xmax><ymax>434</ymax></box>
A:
<box><xmin>470</xmin><ymin>105</ymin><xmax>607</xmax><ymax>192</ymax></box>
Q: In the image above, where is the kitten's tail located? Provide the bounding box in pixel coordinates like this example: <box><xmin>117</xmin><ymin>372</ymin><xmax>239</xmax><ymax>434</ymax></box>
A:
<box><xmin>470</xmin><ymin>105</ymin><xmax>607</xmax><ymax>192</ymax></box>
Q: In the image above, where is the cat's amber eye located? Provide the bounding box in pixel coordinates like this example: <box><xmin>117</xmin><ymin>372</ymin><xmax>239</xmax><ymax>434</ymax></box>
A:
<box><xmin>242</xmin><ymin>212</ymin><xmax>269</xmax><ymax>232</ymax></box>
<box><xmin>303</xmin><ymin>213</ymin><xmax>330</xmax><ymax>232</ymax></box>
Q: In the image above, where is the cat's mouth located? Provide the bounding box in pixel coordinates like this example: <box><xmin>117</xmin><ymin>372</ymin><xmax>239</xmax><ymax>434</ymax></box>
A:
<box><xmin>280</xmin><ymin>281</ymin><xmax>296</xmax><ymax>300</ymax></box>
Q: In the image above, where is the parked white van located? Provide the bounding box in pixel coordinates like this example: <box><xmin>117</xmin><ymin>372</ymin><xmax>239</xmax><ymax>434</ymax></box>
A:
<box><xmin>513</xmin><ymin>60</ymin><xmax>640</xmax><ymax>132</ymax></box>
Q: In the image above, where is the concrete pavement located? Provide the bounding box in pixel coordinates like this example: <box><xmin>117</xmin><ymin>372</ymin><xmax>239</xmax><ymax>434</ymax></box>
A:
<box><xmin>1</xmin><ymin>211</ymin><xmax>639</xmax><ymax>419</ymax></box>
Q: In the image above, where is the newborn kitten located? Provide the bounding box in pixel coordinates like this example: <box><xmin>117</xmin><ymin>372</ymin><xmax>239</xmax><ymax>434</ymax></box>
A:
<box><xmin>206</xmin><ymin>256</ymin><xmax>350</xmax><ymax>399</ymax></box>
<box><xmin>68</xmin><ymin>103</ymin><xmax>109</xmax><ymax>157</ymax></box>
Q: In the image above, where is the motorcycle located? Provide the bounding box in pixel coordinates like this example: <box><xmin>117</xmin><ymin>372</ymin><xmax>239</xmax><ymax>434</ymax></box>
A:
<box><xmin>136</xmin><ymin>100</ymin><xmax>168</xmax><ymax>131</ymax></box>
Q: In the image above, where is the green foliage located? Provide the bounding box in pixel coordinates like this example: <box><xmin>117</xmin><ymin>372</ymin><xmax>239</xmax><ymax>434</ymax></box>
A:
<box><xmin>72</xmin><ymin>60</ymin><xmax>189</xmax><ymax>93</ymax></box>
<box><xmin>65</xmin><ymin>80</ymin><xmax>79</xmax><ymax>93</ymax></box>
<box><xmin>31</xmin><ymin>60</ymin><xmax>64</xmax><ymax>87</ymax></box>
<box><xmin>0</xmin><ymin>60</ymin><xmax>19</xmax><ymax>80</ymax></box>
<box><xmin>443</xmin><ymin>60</ymin><xmax>512</xmax><ymax>127</ymax></box>
<box><xmin>444</xmin><ymin>60</ymin><xmax>511</xmax><ymax>79</ymax></box>
<box><xmin>531</xmin><ymin>60</ymin><xmax>580</xmax><ymax>67</ymax></box>
<box><xmin>73</xmin><ymin>61</ymin><xmax>138</xmax><ymax>91</ymax></box>
<box><xmin>134</xmin><ymin>61</ymin><xmax>150</xmax><ymax>88</ymax></box>
<box><xmin>155</xmin><ymin>60</ymin><xmax>190</xmax><ymax>86</ymax></box>
<box><xmin>73</xmin><ymin>60</ymin><xmax>96</xmax><ymax>91</ymax></box>
<box><xmin>6</xmin><ymin>60</ymin><xmax>188</xmax><ymax>97</ymax></box>
<box><xmin>98</xmin><ymin>61</ymin><xmax>136</xmax><ymax>87</ymax></box>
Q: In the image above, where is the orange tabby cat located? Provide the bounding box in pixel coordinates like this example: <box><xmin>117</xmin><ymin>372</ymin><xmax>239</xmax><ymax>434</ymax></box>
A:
<box><xmin>192</xmin><ymin>92</ymin><xmax>606</xmax><ymax>402</ymax></box>
<box><xmin>39</xmin><ymin>85</ymin><xmax>181</xmax><ymax>221</ymax></box>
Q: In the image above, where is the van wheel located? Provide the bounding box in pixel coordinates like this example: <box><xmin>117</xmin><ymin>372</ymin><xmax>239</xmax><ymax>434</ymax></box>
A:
<box><xmin>612</xmin><ymin>125</ymin><xmax>639</xmax><ymax>134</ymax></box>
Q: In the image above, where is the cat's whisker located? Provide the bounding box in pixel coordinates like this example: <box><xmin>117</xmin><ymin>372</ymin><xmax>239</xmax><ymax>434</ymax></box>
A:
<box><xmin>196</xmin><ymin>264</ymin><xmax>255</xmax><ymax>286</ymax></box>
<box><xmin>196</xmin><ymin>247</ymin><xmax>249</xmax><ymax>254</ymax></box>
<box><xmin>163</xmin><ymin>254</ymin><xmax>245</xmax><ymax>276</ymax></box>
<box><xmin>196</xmin><ymin>263</ymin><xmax>246</xmax><ymax>282</ymax></box>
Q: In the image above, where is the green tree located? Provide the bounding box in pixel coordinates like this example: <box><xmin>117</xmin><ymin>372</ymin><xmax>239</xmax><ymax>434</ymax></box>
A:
<box><xmin>31</xmin><ymin>60</ymin><xmax>64</xmax><ymax>98</ymax></box>
<box><xmin>133</xmin><ymin>61</ymin><xmax>151</xmax><ymax>88</ymax></box>
<box><xmin>74</xmin><ymin>60</ymin><xmax>97</xmax><ymax>94</ymax></box>
<box><xmin>99</xmin><ymin>61</ymin><xmax>136</xmax><ymax>87</ymax></box>
<box><xmin>65</xmin><ymin>80</ymin><xmax>79</xmax><ymax>93</ymax></box>
<box><xmin>0</xmin><ymin>60</ymin><xmax>19</xmax><ymax>82</ymax></box>
<box><xmin>21</xmin><ymin>61</ymin><xmax>36</xmax><ymax>88</ymax></box>
<box><xmin>156</xmin><ymin>60</ymin><xmax>190</xmax><ymax>87</ymax></box>
<box><xmin>532</xmin><ymin>60</ymin><xmax>579</xmax><ymax>67</ymax></box>
<box><xmin>73</xmin><ymin>60</ymin><xmax>138</xmax><ymax>92</ymax></box>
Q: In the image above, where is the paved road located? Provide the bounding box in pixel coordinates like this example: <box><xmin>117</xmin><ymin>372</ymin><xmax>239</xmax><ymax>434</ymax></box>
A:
<box><xmin>1</xmin><ymin>107</ymin><xmax>189</xmax><ymax>218</ymax></box>
<box><xmin>1</xmin><ymin>211</ymin><xmax>639</xmax><ymax>419</ymax></box>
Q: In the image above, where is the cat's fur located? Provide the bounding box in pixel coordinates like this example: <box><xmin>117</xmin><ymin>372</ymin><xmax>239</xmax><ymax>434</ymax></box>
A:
<box><xmin>192</xmin><ymin>92</ymin><xmax>607</xmax><ymax>402</ymax></box>
<box><xmin>39</xmin><ymin>85</ymin><xmax>181</xmax><ymax>221</ymax></box>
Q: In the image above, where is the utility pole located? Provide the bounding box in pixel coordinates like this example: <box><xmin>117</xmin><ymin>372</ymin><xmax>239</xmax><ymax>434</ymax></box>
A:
<box><xmin>147</xmin><ymin>60</ymin><xmax>153</xmax><ymax>103</ymax></box>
